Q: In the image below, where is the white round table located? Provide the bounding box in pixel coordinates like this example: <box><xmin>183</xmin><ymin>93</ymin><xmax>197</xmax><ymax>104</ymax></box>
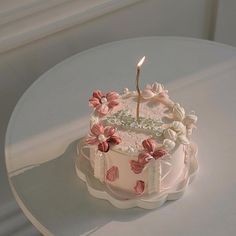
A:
<box><xmin>5</xmin><ymin>37</ymin><xmax>236</xmax><ymax>236</ymax></box>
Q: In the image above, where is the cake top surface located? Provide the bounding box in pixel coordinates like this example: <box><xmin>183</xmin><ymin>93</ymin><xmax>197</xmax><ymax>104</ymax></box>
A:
<box><xmin>86</xmin><ymin>82</ymin><xmax>197</xmax><ymax>155</ymax></box>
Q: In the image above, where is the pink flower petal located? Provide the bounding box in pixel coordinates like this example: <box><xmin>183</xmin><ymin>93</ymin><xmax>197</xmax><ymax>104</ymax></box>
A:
<box><xmin>142</xmin><ymin>89</ymin><xmax>155</xmax><ymax>99</ymax></box>
<box><xmin>158</xmin><ymin>92</ymin><xmax>167</xmax><ymax>98</ymax></box>
<box><xmin>134</xmin><ymin>180</ymin><xmax>145</xmax><ymax>195</ymax></box>
<box><xmin>152</xmin><ymin>82</ymin><xmax>165</xmax><ymax>94</ymax></box>
<box><xmin>98</xmin><ymin>141</ymin><xmax>109</xmax><ymax>152</ymax></box>
<box><xmin>106</xmin><ymin>91</ymin><xmax>119</xmax><ymax>101</ymax></box>
<box><xmin>91</xmin><ymin>123</ymin><xmax>104</xmax><ymax>136</ymax></box>
<box><xmin>106</xmin><ymin>166</ymin><xmax>119</xmax><ymax>182</ymax></box>
<box><xmin>142</xmin><ymin>138</ymin><xmax>156</xmax><ymax>153</ymax></box>
<box><xmin>130</xmin><ymin>160</ymin><xmax>145</xmax><ymax>174</ymax></box>
<box><xmin>138</xmin><ymin>152</ymin><xmax>150</xmax><ymax>165</ymax></box>
<box><xmin>108</xmin><ymin>100</ymin><xmax>119</xmax><ymax>109</ymax></box>
<box><xmin>145</xmin><ymin>84</ymin><xmax>152</xmax><ymax>90</ymax></box>
<box><xmin>96</xmin><ymin>104</ymin><xmax>109</xmax><ymax>116</ymax></box>
<box><xmin>104</xmin><ymin>126</ymin><xmax>116</xmax><ymax>137</ymax></box>
<box><xmin>89</xmin><ymin>97</ymin><xmax>100</xmax><ymax>107</ymax></box>
<box><xmin>153</xmin><ymin>149</ymin><xmax>167</xmax><ymax>159</ymax></box>
<box><xmin>108</xmin><ymin>135</ymin><xmax>121</xmax><ymax>145</ymax></box>
<box><xmin>93</xmin><ymin>90</ymin><xmax>103</xmax><ymax>99</ymax></box>
<box><xmin>151</xmin><ymin>82</ymin><xmax>160</xmax><ymax>92</ymax></box>
<box><xmin>86</xmin><ymin>136</ymin><xmax>99</xmax><ymax>145</ymax></box>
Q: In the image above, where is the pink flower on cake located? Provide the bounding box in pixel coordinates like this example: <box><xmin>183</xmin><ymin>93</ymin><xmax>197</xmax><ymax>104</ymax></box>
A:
<box><xmin>106</xmin><ymin>166</ymin><xmax>119</xmax><ymax>182</ymax></box>
<box><xmin>86</xmin><ymin>123</ymin><xmax>121</xmax><ymax>152</ymax></box>
<box><xmin>142</xmin><ymin>82</ymin><xmax>168</xmax><ymax>100</ymax></box>
<box><xmin>89</xmin><ymin>90</ymin><xmax>119</xmax><ymax>116</ymax></box>
<box><xmin>139</xmin><ymin>138</ymin><xmax>167</xmax><ymax>161</ymax></box>
<box><xmin>130</xmin><ymin>160</ymin><xmax>145</xmax><ymax>174</ymax></box>
<box><xmin>134</xmin><ymin>180</ymin><xmax>145</xmax><ymax>195</ymax></box>
<box><xmin>130</xmin><ymin>138</ymin><xmax>167</xmax><ymax>174</ymax></box>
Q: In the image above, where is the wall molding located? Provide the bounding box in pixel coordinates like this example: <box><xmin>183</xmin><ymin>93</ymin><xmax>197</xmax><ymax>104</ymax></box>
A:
<box><xmin>0</xmin><ymin>0</ymin><xmax>141</xmax><ymax>54</ymax></box>
<box><xmin>214</xmin><ymin>0</ymin><xmax>236</xmax><ymax>47</ymax></box>
<box><xmin>0</xmin><ymin>0</ymin><xmax>69</xmax><ymax>26</ymax></box>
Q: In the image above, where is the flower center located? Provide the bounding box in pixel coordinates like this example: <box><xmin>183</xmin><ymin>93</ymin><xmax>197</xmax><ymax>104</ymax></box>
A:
<box><xmin>100</xmin><ymin>97</ymin><xmax>108</xmax><ymax>104</ymax></box>
<box><xmin>98</xmin><ymin>134</ymin><xmax>106</xmax><ymax>142</ymax></box>
<box><xmin>145</xmin><ymin>154</ymin><xmax>154</xmax><ymax>162</ymax></box>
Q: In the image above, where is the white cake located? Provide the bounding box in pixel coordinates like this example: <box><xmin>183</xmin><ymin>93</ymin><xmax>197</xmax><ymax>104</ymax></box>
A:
<box><xmin>78</xmin><ymin>82</ymin><xmax>197</xmax><ymax>198</ymax></box>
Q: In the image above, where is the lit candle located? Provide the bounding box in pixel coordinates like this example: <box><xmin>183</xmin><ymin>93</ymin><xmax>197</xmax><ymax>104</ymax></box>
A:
<box><xmin>136</xmin><ymin>56</ymin><xmax>146</xmax><ymax>122</ymax></box>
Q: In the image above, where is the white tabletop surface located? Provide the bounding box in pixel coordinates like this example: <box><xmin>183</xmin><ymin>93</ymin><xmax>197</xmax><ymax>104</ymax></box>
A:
<box><xmin>5</xmin><ymin>37</ymin><xmax>236</xmax><ymax>236</ymax></box>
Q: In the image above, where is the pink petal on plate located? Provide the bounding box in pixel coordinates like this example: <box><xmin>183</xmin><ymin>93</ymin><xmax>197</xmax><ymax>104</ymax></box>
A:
<box><xmin>89</xmin><ymin>97</ymin><xmax>100</xmax><ymax>107</ymax></box>
<box><xmin>138</xmin><ymin>152</ymin><xmax>150</xmax><ymax>165</ymax></box>
<box><xmin>86</xmin><ymin>136</ymin><xmax>98</xmax><ymax>145</ymax></box>
<box><xmin>130</xmin><ymin>160</ymin><xmax>145</xmax><ymax>174</ymax></box>
<box><xmin>104</xmin><ymin>126</ymin><xmax>116</xmax><ymax>137</ymax></box>
<box><xmin>91</xmin><ymin>123</ymin><xmax>104</xmax><ymax>136</ymax></box>
<box><xmin>106</xmin><ymin>166</ymin><xmax>119</xmax><ymax>182</ymax></box>
<box><xmin>98</xmin><ymin>141</ymin><xmax>109</xmax><ymax>152</ymax></box>
<box><xmin>153</xmin><ymin>149</ymin><xmax>167</xmax><ymax>159</ymax></box>
<box><xmin>134</xmin><ymin>180</ymin><xmax>145</xmax><ymax>195</ymax></box>
<box><xmin>108</xmin><ymin>135</ymin><xmax>121</xmax><ymax>145</ymax></box>
<box><xmin>142</xmin><ymin>89</ymin><xmax>155</xmax><ymax>99</ymax></box>
<box><xmin>142</xmin><ymin>138</ymin><xmax>156</xmax><ymax>153</ymax></box>
<box><xmin>96</xmin><ymin>104</ymin><xmax>109</xmax><ymax>116</ymax></box>
<box><xmin>92</xmin><ymin>90</ymin><xmax>103</xmax><ymax>99</ymax></box>
<box><xmin>108</xmin><ymin>100</ymin><xmax>119</xmax><ymax>109</ymax></box>
<box><xmin>106</xmin><ymin>91</ymin><xmax>119</xmax><ymax>101</ymax></box>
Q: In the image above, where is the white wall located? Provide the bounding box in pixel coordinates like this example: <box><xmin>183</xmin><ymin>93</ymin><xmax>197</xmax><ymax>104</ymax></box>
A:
<box><xmin>0</xmin><ymin>0</ymin><xmax>218</xmax><ymax>234</ymax></box>
<box><xmin>214</xmin><ymin>0</ymin><xmax>236</xmax><ymax>47</ymax></box>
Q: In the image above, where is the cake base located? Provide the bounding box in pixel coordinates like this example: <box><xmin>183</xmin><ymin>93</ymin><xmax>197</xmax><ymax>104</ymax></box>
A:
<box><xmin>75</xmin><ymin>142</ymin><xmax>198</xmax><ymax>209</ymax></box>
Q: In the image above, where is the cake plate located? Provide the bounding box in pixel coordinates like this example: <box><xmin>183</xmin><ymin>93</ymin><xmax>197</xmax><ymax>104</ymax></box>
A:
<box><xmin>75</xmin><ymin>140</ymin><xmax>198</xmax><ymax>209</ymax></box>
<box><xmin>6</xmin><ymin>37</ymin><xmax>236</xmax><ymax>235</ymax></box>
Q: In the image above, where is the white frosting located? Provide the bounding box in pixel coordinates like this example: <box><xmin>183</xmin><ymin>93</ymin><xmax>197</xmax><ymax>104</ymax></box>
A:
<box><xmin>177</xmin><ymin>134</ymin><xmax>190</xmax><ymax>145</ymax></box>
<box><xmin>183</xmin><ymin>113</ymin><xmax>198</xmax><ymax>126</ymax></box>
<box><xmin>90</xmin><ymin>115</ymin><xmax>99</xmax><ymax>127</ymax></box>
<box><xmin>163</xmin><ymin>129</ymin><xmax>177</xmax><ymax>141</ymax></box>
<box><xmin>113</xmin><ymin>130</ymin><xmax>149</xmax><ymax>153</ymax></box>
<box><xmin>172</xmin><ymin>103</ymin><xmax>185</xmax><ymax>121</ymax></box>
<box><xmin>163</xmin><ymin>139</ymin><xmax>176</xmax><ymax>150</ymax></box>
<box><xmin>171</xmin><ymin>121</ymin><xmax>186</xmax><ymax>134</ymax></box>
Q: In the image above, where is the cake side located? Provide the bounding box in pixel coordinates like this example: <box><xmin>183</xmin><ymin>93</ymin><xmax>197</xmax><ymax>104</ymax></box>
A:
<box><xmin>88</xmin><ymin>143</ymin><xmax>186</xmax><ymax>195</ymax></box>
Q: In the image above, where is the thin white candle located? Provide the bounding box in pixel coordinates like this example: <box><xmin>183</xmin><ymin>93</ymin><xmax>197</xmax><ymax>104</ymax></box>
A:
<box><xmin>136</xmin><ymin>56</ymin><xmax>146</xmax><ymax>122</ymax></box>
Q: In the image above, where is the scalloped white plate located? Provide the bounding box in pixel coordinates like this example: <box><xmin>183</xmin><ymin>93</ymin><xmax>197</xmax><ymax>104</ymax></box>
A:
<box><xmin>75</xmin><ymin>142</ymin><xmax>198</xmax><ymax>209</ymax></box>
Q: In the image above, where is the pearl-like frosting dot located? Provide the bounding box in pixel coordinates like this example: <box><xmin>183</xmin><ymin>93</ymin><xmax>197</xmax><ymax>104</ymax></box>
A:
<box><xmin>98</xmin><ymin>134</ymin><xmax>106</xmax><ymax>142</ymax></box>
<box><xmin>101</xmin><ymin>97</ymin><xmax>108</xmax><ymax>104</ymax></box>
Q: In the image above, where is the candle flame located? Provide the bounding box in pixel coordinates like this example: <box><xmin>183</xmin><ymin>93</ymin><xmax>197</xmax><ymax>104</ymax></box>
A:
<box><xmin>137</xmin><ymin>56</ymin><xmax>146</xmax><ymax>68</ymax></box>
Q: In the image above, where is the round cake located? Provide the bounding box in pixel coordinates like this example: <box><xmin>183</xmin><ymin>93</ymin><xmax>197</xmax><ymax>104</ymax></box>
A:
<box><xmin>78</xmin><ymin>82</ymin><xmax>198</xmax><ymax>199</ymax></box>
